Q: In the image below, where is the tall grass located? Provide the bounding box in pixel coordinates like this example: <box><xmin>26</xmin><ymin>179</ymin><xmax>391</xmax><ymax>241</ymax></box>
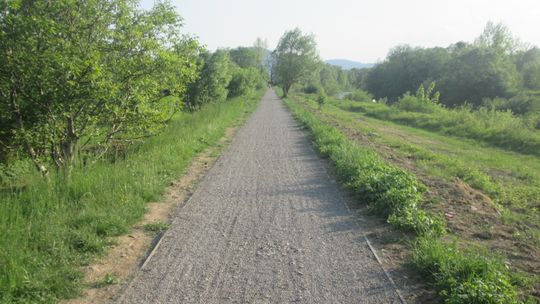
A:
<box><xmin>0</xmin><ymin>91</ymin><xmax>262</xmax><ymax>303</ymax></box>
<box><xmin>335</xmin><ymin>95</ymin><xmax>540</xmax><ymax>156</ymax></box>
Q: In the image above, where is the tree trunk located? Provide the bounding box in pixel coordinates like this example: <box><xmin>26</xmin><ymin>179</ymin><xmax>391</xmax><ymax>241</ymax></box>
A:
<box><xmin>59</xmin><ymin>117</ymin><xmax>78</xmax><ymax>179</ymax></box>
<box><xmin>283</xmin><ymin>82</ymin><xmax>291</xmax><ymax>97</ymax></box>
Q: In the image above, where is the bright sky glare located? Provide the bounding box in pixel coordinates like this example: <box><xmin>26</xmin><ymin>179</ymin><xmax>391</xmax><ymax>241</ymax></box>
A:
<box><xmin>141</xmin><ymin>0</ymin><xmax>540</xmax><ymax>63</ymax></box>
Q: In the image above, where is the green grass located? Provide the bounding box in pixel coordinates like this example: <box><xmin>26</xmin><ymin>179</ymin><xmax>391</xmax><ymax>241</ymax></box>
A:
<box><xmin>94</xmin><ymin>273</ymin><xmax>120</xmax><ymax>288</ymax></box>
<box><xmin>0</xmin><ymin>91</ymin><xmax>263</xmax><ymax>303</ymax></box>
<box><xmin>335</xmin><ymin>95</ymin><xmax>540</xmax><ymax>156</ymax></box>
<box><xmin>411</xmin><ymin>237</ymin><xmax>520</xmax><ymax>304</ymax></box>
<box><xmin>283</xmin><ymin>91</ymin><xmax>522</xmax><ymax>303</ymax></box>
<box><xmin>143</xmin><ymin>221</ymin><xmax>170</xmax><ymax>234</ymax></box>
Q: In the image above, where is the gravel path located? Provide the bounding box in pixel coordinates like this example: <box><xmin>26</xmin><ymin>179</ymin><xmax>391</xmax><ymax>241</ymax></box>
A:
<box><xmin>118</xmin><ymin>89</ymin><xmax>402</xmax><ymax>304</ymax></box>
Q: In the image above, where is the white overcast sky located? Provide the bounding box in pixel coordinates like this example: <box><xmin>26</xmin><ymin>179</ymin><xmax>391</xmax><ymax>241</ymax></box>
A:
<box><xmin>141</xmin><ymin>0</ymin><xmax>540</xmax><ymax>63</ymax></box>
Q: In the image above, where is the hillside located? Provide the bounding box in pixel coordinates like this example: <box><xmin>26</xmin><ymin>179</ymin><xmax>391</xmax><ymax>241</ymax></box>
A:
<box><xmin>325</xmin><ymin>58</ymin><xmax>374</xmax><ymax>70</ymax></box>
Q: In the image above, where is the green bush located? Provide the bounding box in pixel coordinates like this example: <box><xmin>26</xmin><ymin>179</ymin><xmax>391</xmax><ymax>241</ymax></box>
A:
<box><xmin>396</xmin><ymin>93</ymin><xmax>442</xmax><ymax>114</ymax></box>
<box><xmin>316</xmin><ymin>94</ymin><xmax>327</xmax><ymax>109</ymax></box>
<box><xmin>303</xmin><ymin>84</ymin><xmax>325</xmax><ymax>95</ymax></box>
<box><xmin>227</xmin><ymin>67</ymin><xmax>263</xmax><ymax>98</ymax></box>
<box><xmin>411</xmin><ymin>237</ymin><xmax>519</xmax><ymax>304</ymax></box>
<box><xmin>348</xmin><ymin>90</ymin><xmax>374</xmax><ymax>102</ymax></box>
<box><xmin>485</xmin><ymin>91</ymin><xmax>540</xmax><ymax>115</ymax></box>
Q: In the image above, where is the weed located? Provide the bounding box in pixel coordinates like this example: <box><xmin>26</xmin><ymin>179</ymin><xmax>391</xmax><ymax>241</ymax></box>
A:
<box><xmin>143</xmin><ymin>221</ymin><xmax>170</xmax><ymax>234</ymax></box>
<box><xmin>411</xmin><ymin>237</ymin><xmax>519</xmax><ymax>303</ymax></box>
<box><xmin>94</xmin><ymin>273</ymin><xmax>120</xmax><ymax>288</ymax></box>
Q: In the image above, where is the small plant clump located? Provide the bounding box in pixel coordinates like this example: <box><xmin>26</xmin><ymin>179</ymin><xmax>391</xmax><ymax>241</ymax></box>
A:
<box><xmin>411</xmin><ymin>237</ymin><xmax>519</xmax><ymax>304</ymax></box>
<box><xmin>95</xmin><ymin>273</ymin><xmax>120</xmax><ymax>288</ymax></box>
<box><xmin>143</xmin><ymin>221</ymin><xmax>170</xmax><ymax>234</ymax></box>
<box><xmin>317</xmin><ymin>94</ymin><xmax>327</xmax><ymax>109</ymax></box>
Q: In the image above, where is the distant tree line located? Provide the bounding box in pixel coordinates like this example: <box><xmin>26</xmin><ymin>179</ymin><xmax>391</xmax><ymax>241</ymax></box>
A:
<box><xmin>363</xmin><ymin>22</ymin><xmax>540</xmax><ymax>112</ymax></box>
<box><xmin>0</xmin><ymin>0</ymin><xmax>266</xmax><ymax>177</ymax></box>
<box><xmin>271</xmin><ymin>23</ymin><xmax>540</xmax><ymax>117</ymax></box>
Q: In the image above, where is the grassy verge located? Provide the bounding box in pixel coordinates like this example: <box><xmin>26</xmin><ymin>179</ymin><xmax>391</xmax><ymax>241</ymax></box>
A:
<box><xmin>283</xmin><ymin>92</ymin><xmax>522</xmax><ymax>303</ymax></box>
<box><xmin>0</xmin><ymin>91</ymin><xmax>263</xmax><ymax>303</ymax></box>
<box><xmin>320</xmin><ymin>97</ymin><xmax>540</xmax><ymax>245</ymax></box>
<box><xmin>285</xmin><ymin>94</ymin><xmax>443</xmax><ymax>236</ymax></box>
<box><xmin>335</xmin><ymin>96</ymin><xmax>540</xmax><ymax>156</ymax></box>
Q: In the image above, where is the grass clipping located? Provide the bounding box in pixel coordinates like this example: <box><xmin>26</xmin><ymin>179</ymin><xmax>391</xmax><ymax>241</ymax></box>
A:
<box><xmin>284</xmin><ymin>96</ymin><xmax>520</xmax><ymax>303</ymax></box>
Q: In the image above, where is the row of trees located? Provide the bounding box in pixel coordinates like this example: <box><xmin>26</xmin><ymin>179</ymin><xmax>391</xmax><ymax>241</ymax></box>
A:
<box><xmin>364</xmin><ymin>22</ymin><xmax>540</xmax><ymax>110</ymax></box>
<box><xmin>0</xmin><ymin>0</ymin><xmax>266</xmax><ymax>176</ymax></box>
<box><xmin>185</xmin><ymin>44</ymin><xmax>267</xmax><ymax>110</ymax></box>
<box><xmin>270</xmin><ymin>23</ymin><xmax>540</xmax><ymax>117</ymax></box>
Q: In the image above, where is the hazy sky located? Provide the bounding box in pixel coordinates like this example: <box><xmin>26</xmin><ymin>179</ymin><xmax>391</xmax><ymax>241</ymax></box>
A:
<box><xmin>141</xmin><ymin>0</ymin><xmax>540</xmax><ymax>63</ymax></box>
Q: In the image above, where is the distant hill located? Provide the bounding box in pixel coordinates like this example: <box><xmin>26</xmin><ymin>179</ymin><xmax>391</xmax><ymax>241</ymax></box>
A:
<box><xmin>325</xmin><ymin>59</ymin><xmax>374</xmax><ymax>70</ymax></box>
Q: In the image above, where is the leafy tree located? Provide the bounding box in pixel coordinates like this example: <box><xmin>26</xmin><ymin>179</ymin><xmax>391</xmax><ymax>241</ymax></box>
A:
<box><xmin>475</xmin><ymin>21</ymin><xmax>522</xmax><ymax>55</ymax></box>
<box><xmin>0</xmin><ymin>0</ymin><xmax>199</xmax><ymax>175</ymax></box>
<box><xmin>227</xmin><ymin>67</ymin><xmax>263</xmax><ymax>98</ymax></box>
<box><xmin>272</xmin><ymin>28</ymin><xmax>320</xmax><ymax>97</ymax></box>
<box><xmin>185</xmin><ymin>49</ymin><xmax>233</xmax><ymax>109</ymax></box>
<box><xmin>363</xmin><ymin>22</ymin><xmax>526</xmax><ymax>107</ymax></box>
<box><xmin>319</xmin><ymin>64</ymin><xmax>341</xmax><ymax>95</ymax></box>
<box><xmin>253</xmin><ymin>37</ymin><xmax>269</xmax><ymax>73</ymax></box>
<box><xmin>229</xmin><ymin>47</ymin><xmax>260</xmax><ymax>69</ymax></box>
<box><xmin>515</xmin><ymin>47</ymin><xmax>540</xmax><ymax>90</ymax></box>
<box><xmin>438</xmin><ymin>46</ymin><xmax>520</xmax><ymax>106</ymax></box>
<box><xmin>348</xmin><ymin>68</ymin><xmax>371</xmax><ymax>90</ymax></box>
<box><xmin>365</xmin><ymin>45</ymin><xmax>450</xmax><ymax>100</ymax></box>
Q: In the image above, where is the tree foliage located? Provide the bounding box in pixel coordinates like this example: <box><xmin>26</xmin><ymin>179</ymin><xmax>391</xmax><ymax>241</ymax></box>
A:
<box><xmin>272</xmin><ymin>28</ymin><xmax>320</xmax><ymax>97</ymax></box>
<box><xmin>0</xmin><ymin>0</ymin><xmax>199</xmax><ymax>174</ymax></box>
<box><xmin>185</xmin><ymin>49</ymin><xmax>232</xmax><ymax>110</ymax></box>
<box><xmin>361</xmin><ymin>22</ymin><xmax>537</xmax><ymax>109</ymax></box>
<box><xmin>438</xmin><ymin>46</ymin><xmax>520</xmax><ymax>106</ymax></box>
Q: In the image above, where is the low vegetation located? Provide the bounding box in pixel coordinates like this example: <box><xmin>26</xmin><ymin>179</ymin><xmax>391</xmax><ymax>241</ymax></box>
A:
<box><xmin>335</xmin><ymin>91</ymin><xmax>540</xmax><ymax>155</ymax></box>
<box><xmin>411</xmin><ymin>237</ymin><xmax>519</xmax><ymax>304</ymax></box>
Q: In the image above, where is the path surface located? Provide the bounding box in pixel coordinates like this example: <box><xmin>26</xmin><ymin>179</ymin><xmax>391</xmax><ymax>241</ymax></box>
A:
<box><xmin>118</xmin><ymin>89</ymin><xmax>401</xmax><ymax>304</ymax></box>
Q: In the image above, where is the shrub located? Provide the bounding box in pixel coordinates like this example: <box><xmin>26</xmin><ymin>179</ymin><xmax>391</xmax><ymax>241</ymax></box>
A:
<box><xmin>396</xmin><ymin>93</ymin><xmax>442</xmax><ymax>113</ymax></box>
<box><xmin>485</xmin><ymin>91</ymin><xmax>540</xmax><ymax>115</ymax></box>
<box><xmin>227</xmin><ymin>67</ymin><xmax>263</xmax><ymax>98</ymax></box>
<box><xmin>303</xmin><ymin>84</ymin><xmax>325</xmax><ymax>95</ymax></box>
<box><xmin>316</xmin><ymin>94</ymin><xmax>327</xmax><ymax>109</ymax></box>
<box><xmin>348</xmin><ymin>90</ymin><xmax>374</xmax><ymax>102</ymax></box>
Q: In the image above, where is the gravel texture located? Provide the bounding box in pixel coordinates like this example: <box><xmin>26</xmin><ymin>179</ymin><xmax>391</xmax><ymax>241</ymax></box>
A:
<box><xmin>118</xmin><ymin>89</ymin><xmax>402</xmax><ymax>304</ymax></box>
